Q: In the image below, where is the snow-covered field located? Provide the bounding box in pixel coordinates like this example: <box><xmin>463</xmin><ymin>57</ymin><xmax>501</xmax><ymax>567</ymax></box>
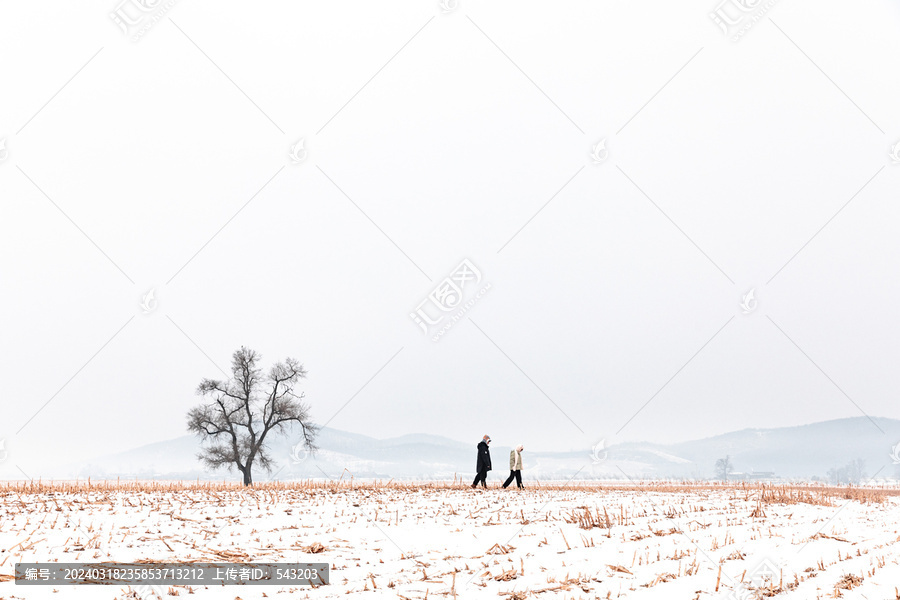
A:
<box><xmin>2</xmin><ymin>481</ymin><xmax>899</xmax><ymax>599</ymax></box>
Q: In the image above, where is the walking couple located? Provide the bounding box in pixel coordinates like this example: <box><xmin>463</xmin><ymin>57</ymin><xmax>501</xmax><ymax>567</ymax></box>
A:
<box><xmin>471</xmin><ymin>435</ymin><xmax>525</xmax><ymax>489</ymax></box>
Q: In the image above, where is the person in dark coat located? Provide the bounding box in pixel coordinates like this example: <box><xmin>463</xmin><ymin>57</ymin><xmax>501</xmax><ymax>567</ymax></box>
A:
<box><xmin>471</xmin><ymin>435</ymin><xmax>491</xmax><ymax>488</ymax></box>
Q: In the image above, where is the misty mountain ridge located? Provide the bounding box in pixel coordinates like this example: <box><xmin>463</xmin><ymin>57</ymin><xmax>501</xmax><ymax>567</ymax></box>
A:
<box><xmin>51</xmin><ymin>417</ymin><xmax>900</xmax><ymax>482</ymax></box>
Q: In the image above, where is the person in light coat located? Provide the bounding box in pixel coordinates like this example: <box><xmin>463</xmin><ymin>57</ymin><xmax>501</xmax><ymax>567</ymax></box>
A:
<box><xmin>502</xmin><ymin>445</ymin><xmax>525</xmax><ymax>489</ymax></box>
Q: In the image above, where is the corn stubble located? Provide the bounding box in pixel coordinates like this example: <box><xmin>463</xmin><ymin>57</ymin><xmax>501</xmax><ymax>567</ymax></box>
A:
<box><xmin>1</xmin><ymin>479</ymin><xmax>897</xmax><ymax>598</ymax></box>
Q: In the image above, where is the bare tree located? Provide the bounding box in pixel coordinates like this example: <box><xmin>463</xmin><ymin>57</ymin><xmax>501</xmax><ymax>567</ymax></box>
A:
<box><xmin>847</xmin><ymin>458</ymin><xmax>866</xmax><ymax>484</ymax></box>
<box><xmin>714</xmin><ymin>455</ymin><xmax>733</xmax><ymax>481</ymax></box>
<box><xmin>827</xmin><ymin>458</ymin><xmax>867</xmax><ymax>485</ymax></box>
<box><xmin>187</xmin><ymin>347</ymin><xmax>318</xmax><ymax>486</ymax></box>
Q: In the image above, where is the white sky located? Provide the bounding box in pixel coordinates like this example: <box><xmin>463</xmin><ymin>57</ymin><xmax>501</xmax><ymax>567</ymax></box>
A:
<box><xmin>1</xmin><ymin>0</ymin><xmax>899</xmax><ymax>475</ymax></box>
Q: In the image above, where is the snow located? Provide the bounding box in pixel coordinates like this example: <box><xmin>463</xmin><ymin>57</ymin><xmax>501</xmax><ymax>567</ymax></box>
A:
<box><xmin>2</xmin><ymin>481</ymin><xmax>899</xmax><ymax>599</ymax></box>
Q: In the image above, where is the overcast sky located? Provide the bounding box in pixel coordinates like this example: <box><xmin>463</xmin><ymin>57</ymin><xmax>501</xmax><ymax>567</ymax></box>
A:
<box><xmin>1</xmin><ymin>0</ymin><xmax>899</xmax><ymax>475</ymax></box>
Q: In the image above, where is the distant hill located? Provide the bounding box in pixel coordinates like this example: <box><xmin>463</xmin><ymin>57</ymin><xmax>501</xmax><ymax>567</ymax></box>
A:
<box><xmin>47</xmin><ymin>417</ymin><xmax>900</xmax><ymax>482</ymax></box>
<box><xmin>663</xmin><ymin>416</ymin><xmax>900</xmax><ymax>478</ymax></box>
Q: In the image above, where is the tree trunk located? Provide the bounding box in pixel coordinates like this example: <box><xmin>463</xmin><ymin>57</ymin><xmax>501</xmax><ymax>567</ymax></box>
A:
<box><xmin>242</xmin><ymin>459</ymin><xmax>254</xmax><ymax>486</ymax></box>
